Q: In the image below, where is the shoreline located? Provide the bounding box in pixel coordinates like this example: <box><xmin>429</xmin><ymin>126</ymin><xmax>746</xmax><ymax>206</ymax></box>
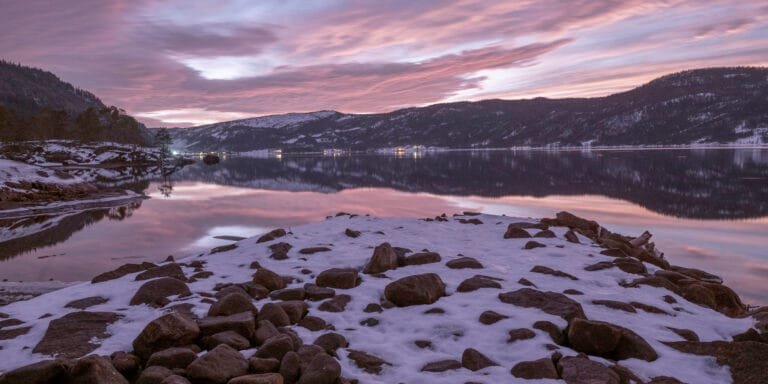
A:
<box><xmin>0</xmin><ymin>211</ymin><xmax>764</xmax><ymax>383</ymax></box>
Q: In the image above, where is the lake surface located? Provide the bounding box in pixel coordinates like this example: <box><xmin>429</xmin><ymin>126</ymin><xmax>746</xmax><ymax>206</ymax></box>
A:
<box><xmin>1</xmin><ymin>149</ymin><xmax>767</xmax><ymax>304</ymax></box>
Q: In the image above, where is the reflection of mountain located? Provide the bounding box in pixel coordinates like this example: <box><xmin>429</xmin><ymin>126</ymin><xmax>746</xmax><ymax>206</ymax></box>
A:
<box><xmin>174</xmin><ymin>150</ymin><xmax>768</xmax><ymax>219</ymax></box>
<box><xmin>0</xmin><ymin>194</ymin><xmax>145</xmax><ymax>261</ymax></box>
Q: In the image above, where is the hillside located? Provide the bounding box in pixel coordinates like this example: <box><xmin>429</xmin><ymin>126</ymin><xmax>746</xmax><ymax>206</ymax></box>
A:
<box><xmin>0</xmin><ymin>61</ymin><xmax>152</xmax><ymax>144</ymax></box>
<box><xmin>167</xmin><ymin>67</ymin><xmax>768</xmax><ymax>151</ymax></box>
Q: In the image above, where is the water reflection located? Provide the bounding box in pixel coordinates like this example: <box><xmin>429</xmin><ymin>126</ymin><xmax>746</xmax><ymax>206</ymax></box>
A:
<box><xmin>0</xmin><ymin>149</ymin><xmax>766</xmax><ymax>303</ymax></box>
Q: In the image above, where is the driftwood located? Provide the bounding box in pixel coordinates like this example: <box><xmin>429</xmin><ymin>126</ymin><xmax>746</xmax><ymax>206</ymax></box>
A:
<box><xmin>630</xmin><ymin>231</ymin><xmax>652</xmax><ymax>248</ymax></box>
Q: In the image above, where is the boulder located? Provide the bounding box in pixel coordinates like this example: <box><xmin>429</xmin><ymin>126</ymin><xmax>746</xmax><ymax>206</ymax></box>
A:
<box><xmin>130</xmin><ymin>278</ymin><xmax>191</xmax><ymax>307</ymax></box>
<box><xmin>507</xmin><ymin>328</ymin><xmax>536</xmax><ymax>343</ymax></box>
<box><xmin>186</xmin><ymin>344</ymin><xmax>249</xmax><ymax>384</ymax></box>
<box><xmin>420</xmin><ymin>360</ymin><xmax>462</xmax><ymax>372</ymax></box>
<box><xmin>461</xmin><ymin>348</ymin><xmax>497</xmax><ymax>371</ymax></box>
<box><xmin>296</xmin><ymin>353</ymin><xmax>341</xmax><ymax>384</ymax></box>
<box><xmin>478</xmin><ymin>310</ymin><xmax>509</xmax><ymax>325</ymax></box>
<box><xmin>445</xmin><ymin>257</ymin><xmax>483</xmax><ymax>269</ymax></box>
<box><xmin>146</xmin><ymin>347</ymin><xmax>197</xmax><ymax>370</ymax></box>
<box><xmin>567</xmin><ymin>318</ymin><xmax>658</xmax><ymax>361</ymax></box>
<box><xmin>33</xmin><ymin>311</ymin><xmax>121</xmax><ymax>358</ymax></box>
<box><xmin>136</xmin><ymin>366</ymin><xmax>174</xmax><ymax>384</ymax></box>
<box><xmin>198</xmin><ymin>312</ymin><xmax>256</xmax><ymax>340</ymax></box>
<box><xmin>254</xmin><ymin>320</ymin><xmax>280</xmax><ymax>346</ymax></box>
<box><xmin>256</xmin><ymin>228</ymin><xmax>286</xmax><ymax>243</ymax></box>
<box><xmin>70</xmin><ymin>355</ymin><xmax>129</xmax><ymax>384</ymax></box>
<box><xmin>298</xmin><ymin>316</ymin><xmax>329</xmax><ymax>331</ymax></box>
<box><xmin>208</xmin><ymin>292</ymin><xmax>257</xmax><ymax>317</ymax></box>
<box><xmin>523</xmin><ymin>241</ymin><xmax>546</xmax><ymax>249</ymax></box>
<box><xmin>64</xmin><ymin>296</ymin><xmax>109</xmax><ymax>310</ymax></box>
<box><xmin>161</xmin><ymin>375</ymin><xmax>192</xmax><ymax>384</ymax></box>
<box><xmin>133</xmin><ymin>312</ymin><xmax>200</xmax><ymax>360</ymax></box>
<box><xmin>228</xmin><ymin>373</ymin><xmax>284</xmax><ymax>384</ymax></box>
<box><xmin>299</xmin><ymin>246</ymin><xmax>332</xmax><ymax>255</ymax></box>
<box><xmin>248</xmin><ymin>357</ymin><xmax>280</xmax><ymax>374</ymax></box>
<box><xmin>111</xmin><ymin>352</ymin><xmax>141</xmax><ymax>379</ymax></box>
<box><xmin>557</xmin><ymin>356</ymin><xmax>620</xmax><ymax>384</ymax></box>
<box><xmin>279</xmin><ymin>351</ymin><xmax>300</xmax><ymax>384</ymax></box>
<box><xmin>136</xmin><ymin>263</ymin><xmax>186</xmax><ymax>282</ymax></box>
<box><xmin>344</xmin><ymin>228</ymin><xmax>361</xmax><ymax>238</ymax></box>
<box><xmin>255</xmin><ymin>334</ymin><xmax>295</xmax><ymax>361</ymax></box>
<box><xmin>252</xmin><ymin>269</ymin><xmax>287</xmax><ymax>292</ymax></box>
<box><xmin>315</xmin><ymin>268</ymin><xmax>360</xmax><ymax>289</ymax></box>
<box><xmin>303</xmin><ymin>284</ymin><xmax>335</xmax><ymax>301</ymax></box>
<box><xmin>498</xmin><ymin>288</ymin><xmax>585</xmax><ymax>321</ymax></box>
<box><xmin>314</xmin><ymin>333</ymin><xmax>348</xmax><ymax>355</ymax></box>
<box><xmin>346</xmin><ymin>350</ymin><xmax>391</xmax><ymax>374</ymax></box>
<box><xmin>269</xmin><ymin>288</ymin><xmax>306</xmax><ymax>301</ymax></box>
<box><xmin>257</xmin><ymin>303</ymin><xmax>291</xmax><ymax>327</ymax></box>
<box><xmin>202</xmin><ymin>330</ymin><xmax>251</xmax><ymax>350</ymax></box>
<box><xmin>318</xmin><ymin>294</ymin><xmax>352</xmax><ymax>313</ymax></box>
<box><xmin>401</xmin><ymin>252</ymin><xmax>441</xmax><ymax>266</ymax></box>
<box><xmin>510</xmin><ymin>357</ymin><xmax>558</xmax><ymax>380</ymax></box>
<box><xmin>457</xmin><ymin>275</ymin><xmax>502</xmax><ymax>292</ymax></box>
<box><xmin>0</xmin><ymin>360</ymin><xmax>71</xmax><ymax>384</ymax></box>
<box><xmin>363</xmin><ymin>243</ymin><xmax>399</xmax><ymax>274</ymax></box>
<box><xmin>504</xmin><ymin>226</ymin><xmax>532</xmax><ymax>239</ymax></box>
<box><xmin>384</xmin><ymin>274</ymin><xmax>446</xmax><ymax>307</ymax></box>
<box><xmin>276</xmin><ymin>300</ymin><xmax>309</xmax><ymax>324</ymax></box>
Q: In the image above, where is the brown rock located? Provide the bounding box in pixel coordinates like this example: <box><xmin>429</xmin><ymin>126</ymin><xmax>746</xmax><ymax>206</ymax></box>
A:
<box><xmin>457</xmin><ymin>275</ymin><xmax>502</xmax><ymax>292</ymax></box>
<box><xmin>667</xmin><ymin>327</ymin><xmax>700</xmax><ymax>342</ymax></box>
<box><xmin>303</xmin><ymin>284</ymin><xmax>335</xmax><ymax>301</ymax></box>
<box><xmin>229</xmin><ymin>373</ymin><xmax>284</xmax><ymax>384</ymax></box>
<box><xmin>344</xmin><ymin>228</ymin><xmax>361</xmax><ymax>238</ymax></box>
<box><xmin>296</xmin><ymin>353</ymin><xmax>341</xmax><ymax>384</ymax></box>
<box><xmin>384</xmin><ymin>273</ymin><xmax>446</xmax><ymax>307</ymax></box>
<box><xmin>498</xmin><ymin>288</ymin><xmax>585</xmax><ymax>321</ymax></box>
<box><xmin>279</xmin><ymin>351</ymin><xmax>300</xmax><ymax>384</ymax></box>
<box><xmin>533</xmin><ymin>321</ymin><xmax>565</xmax><ymax>345</ymax></box>
<box><xmin>258</xmin><ymin>303</ymin><xmax>291</xmax><ymax>327</ymax></box>
<box><xmin>479</xmin><ymin>310</ymin><xmax>509</xmax><ymax>325</ymax></box>
<box><xmin>130</xmin><ymin>278</ymin><xmax>191</xmax><ymax>307</ymax></box>
<box><xmin>420</xmin><ymin>359</ymin><xmax>462</xmax><ymax>372</ymax></box>
<box><xmin>64</xmin><ymin>296</ymin><xmax>109</xmax><ymax>310</ymax></box>
<box><xmin>147</xmin><ymin>347</ymin><xmax>197</xmax><ymax>370</ymax></box>
<box><xmin>33</xmin><ymin>311</ymin><xmax>120</xmax><ymax>359</ymax></box>
<box><xmin>252</xmin><ymin>268</ymin><xmax>287</xmax><ymax>292</ymax></box>
<box><xmin>461</xmin><ymin>348</ymin><xmax>497</xmax><ymax>371</ymax></box>
<box><xmin>315</xmin><ymin>268</ymin><xmax>360</xmax><ymax>289</ymax></box>
<box><xmin>198</xmin><ymin>311</ymin><xmax>256</xmax><ymax>340</ymax></box>
<box><xmin>299</xmin><ymin>247</ymin><xmax>331</xmax><ymax>255</ymax></box>
<box><xmin>567</xmin><ymin>318</ymin><xmax>658</xmax><ymax>361</ymax></box>
<box><xmin>186</xmin><ymin>344</ymin><xmax>249</xmax><ymax>384</ymax></box>
<box><xmin>136</xmin><ymin>366</ymin><xmax>174</xmax><ymax>384</ymax></box>
<box><xmin>111</xmin><ymin>351</ymin><xmax>141</xmax><ymax>379</ymax></box>
<box><xmin>557</xmin><ymin>356</ymin><xmax>620</xmax><ymax>384</ymax></box>
<box><xmin>347</xmin><ymin>350</ymin><xmax>391</xmax><ymax>374</ymax></box>
<box><xmin>70</xmin><ymin>355</ymin><xmax>129</xmax><ymax>384</ymax></box>
<box><xmin>531</xmin><ymin>265</ymin><xmax>579</xmax><ymax>280</ymax></box>
<box><xmin>363</xmin><ymin>243</ymin><xmax>399</xmax><ymax>274</ymax></box>
<box><xmin>254</xmin><ymin>320</ymin><xmax>280</xmax><ymax>346</ymax></box>
<box><xmin>255</xmin><ymin>334</ymin><xmax>295</xmax><ymax>361</ymax></box>
<box><xmin>504</xmin><ymin>226</ymin><xmax>532</xmax><ymax>239</ymax></box>
<box><xmin>298</xmin><ymin>316</ymin><xmax>329</xmax><ymax>331</ymax></box>
<box><xmin>276</xmin><ymin>300</ymin><xmax>308</xmax><ymax>324</ymax></box>
<box><xmin>666</xmin><ymin>340</ymin><xmax>768</xmax><ymax>384</ymax></box>
<box><xmin>132</xmin><ymin>312</ymin><xmax>200</xmax><ymax>359</ymax></box>
<box><xmin>564</xmin><ymin>229</ymin><xmax>580</xmax><ymax>243</ymax></box>
<box><xmin>0</xmin><ymin>360</ymin><xmax>71</xmax><ymax>384</ymax></box>
<box><xmin>270</xmin><ymin>288</ymin><xmax>306</xmax><ymax>301</ymax></box>
<box><xmin>92</xmin><ymin>263</ymin><xmax>153</xmax><ymax>283</ymax></box>
<box><xmin>256</xmin><ymin>228</ymin><xmax>286</xmax><ymax>243</ymax></box>
<box><xmin>534</xmin><ymin>230</ymin><xmax>557</xmax><ymax>238</ymax></box>
<box><xmin>202</xmin><ymin>330</ymin><xmax>251</xmax><ymax>350</ymax></box>
<box><xmin>508</xmin><ymin>328</ymin><xmax>536</xmax><ymax>343</ymax></box>
<box><xmin>161</xmin><ymin>375</ymin><xmax>192</xmax><ymax>384</ymax></box>
<box><xmin>136</xmin><ymin>263</ymin><xmax>186</xmax><ymax>282</ymax></box>
<box><xmin>523</xmin><ymin>241</ymin><xmax>546</xmax><ymax>249</ymax></box>
<box><xmin>318</xmin><ymin>294</ymin><xmax>352</xmax><ymax>312</ymax></box>
<box><xmin>445</xmin><ymin>257</ymin><xmax>483</xmax><ymax>269</ymax></box>
<box><xmin>592</xmin><ymin>300</ymin><xmax>637</xmax><ymax>313</ymax></box>
<box><xmin>402</xmin><ymin>252</ymin><xmax>442</xmax><ymax>266</ymax></box>
<box><xmin>314</xmin><ymin>332</ymin><xmax>348</xmax><ymax>355</ymax></box>
<box><xmin>510</xmin><ymin>357</ymin><xmax>558</xmax><ymax>379</ymax></box>
<box><xmin>208</xmin><ymin>292</ymin><xmax>257</xmax><ymax>317</ymax></box>
<box><xmin>248</xmin><ymin>357</ymin><xmax>280</xmax><ymax>373</ymax></box>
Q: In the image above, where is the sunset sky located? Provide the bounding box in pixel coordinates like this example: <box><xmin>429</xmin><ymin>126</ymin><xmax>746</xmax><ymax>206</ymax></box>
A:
<box><xmin>2</xmin><ymin>1</ymin><xmax>767</xmax><ymax>127</ymax></box>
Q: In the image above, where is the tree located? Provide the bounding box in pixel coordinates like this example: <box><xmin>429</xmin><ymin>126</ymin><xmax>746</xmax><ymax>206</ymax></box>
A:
<box><xmin>154</xmin><ymin>128</ymin><xmax>172</xmax><ymax>156</ymax></box>
<box><xmin>74</xmin><ymin>107</ymin><xmax>102</xmax><ymax>142</ymax></box>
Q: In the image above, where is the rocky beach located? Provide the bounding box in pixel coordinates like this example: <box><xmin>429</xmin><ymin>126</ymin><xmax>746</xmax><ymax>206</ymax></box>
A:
<box><xmin>0</xmin><ymin>211</ymin><xmax>764</xmax><ymax>384</ymax></box>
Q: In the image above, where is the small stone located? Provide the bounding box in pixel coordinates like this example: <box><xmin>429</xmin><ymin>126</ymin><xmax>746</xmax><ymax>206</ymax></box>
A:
<box><xmin>507</xmin><ymin>328</ymin><xmax>536</xmax><ymax>343</ymax></box>
<box><xmin>511</xmin><ymin>357</ymin><xmax>558</xmax><ymax>379</ymax></box>
<box><xmin>384</xmin><ymin>274</ymin><xmax>446</xmax><ymax>307</ymax></box>
<box><xmin>130</xmin><ymin>278</ymin><xmax>191</xmax><ymax>307</ymax></box>
<box><xmin>318</xmin><ymin>294</ymin><xmax>352</xmax><ymax>312</ymax></box>
<box><xmin>504</xmin><ymin>226</ymin><xmax>532</xmax><ymax>239</ymax></box>
<box><xmin>316</xmin><ymin>268</ymin><xmax>360</xmax><ymax>289</ymax></box>
<box><xmin>363</xmin><ymin>242</ymin><xmax>399</xmax><ymax>274</ymax></box>
<box><xmin>445</xmin><ymin>257</ymin><xmax>483</xmax><ymax>269</ymax></box>
<box><xmin>252</xmin><ymin>268</ymin><xmax>287</xmax><ymax>291</ymax></box>
<box><xmin>347</xmin><ymin>349</ymin><xmax>392</xmax><ymax>374</ymax></box>
<box><xmin>461</xmin><ymin>348</ymin><xmax>497</xmax><ymax>371</ymax></box>
<box><xmin>479</xmin><ymin>310</ymin><xmax>509</xmax><ymax>325</ymax></box>
<box><xmin>420</xmin><ymin>360</ymin><xmax>462</xmax><ymax>372</ymax></box>
<box><xmin>523</xmin><ymin>241</ymin><xmax>546</xmax><ymax>249</ymax></box>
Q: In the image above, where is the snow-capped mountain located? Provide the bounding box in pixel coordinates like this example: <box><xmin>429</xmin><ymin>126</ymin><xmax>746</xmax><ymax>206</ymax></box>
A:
<box><xmin>164</xmin><ymin>67</ymin><xmax>768</xmax><ymax>151</ymax></box>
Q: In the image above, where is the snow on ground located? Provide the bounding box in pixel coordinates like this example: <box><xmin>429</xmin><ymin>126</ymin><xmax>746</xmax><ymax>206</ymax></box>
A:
<box><xmin>0</xmin><ymin>141</ymin><xmax>160</xmax><ymax>167</ymax></box>
<box><xmin>0</xmin><ymin>213</ymin><xmax>756</xmax><ymax>382</ymax></box>
<box><xmin>0</xmin><ymin>159</ymin><xmax>82</xmax><ymax>188</ymax></box>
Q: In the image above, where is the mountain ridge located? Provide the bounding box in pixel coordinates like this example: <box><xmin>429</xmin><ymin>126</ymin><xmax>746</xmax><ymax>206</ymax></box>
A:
<box><xmin>165</xmin><ymin>67</ymin><xmax>768</xmax><ymax>151</ymax></box>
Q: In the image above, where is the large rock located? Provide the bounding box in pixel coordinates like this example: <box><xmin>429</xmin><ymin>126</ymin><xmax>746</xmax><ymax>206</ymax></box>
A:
<box><xmin>0</xmin><ymin>360</ymin><xmax>71</xmax><ymax>384</ymax></box>
<box><xmin>504</xmin><ymin>226</ymin><xmax>532</xmax><ymax>239</ymax></box>
<box><xmin>130</xmin><ymin>278</ymin><xmax>191</xmax><ymax>307</ymax></box>
<box><xmin>402</xmin><ymin>252</ymin><xmax>441</xmax><ymax>266</ymax></box>
<box><xmin>33</xmin><ymin>311</ymin><xmax>121</xmax><ymax>358</ymax></box>
<box><xmin>498</xmin><ymin>288</ymin><xmax>585</xmax><ymax>321</ymax></box>
<box><xmin>147</xmin><ymin>347</ymin><xmax>198</xmax><ymax>370</ymax></box>
<box><xmin>445</xmin><ymin>257</ymin><xmax>483</xmax><ymax>269</ymax></box>
<box><xmin>257</xmin><ymin>303</ymin><xmax>291</xmax><ymax>327</ymax></box>
<box><xmin>136</xmin><ymin>365</ymin><xmax>174</xmax><ymax>384</ymax></box>
<box><xmin>202</xmin><ymin>330</ymin><xmax>251</xmax><ymax>350</ymax></box>
<box><xmin>457</xmin><ymin>275</ymin><xmax>502</xmax><ymax>292</ymax></box>
<box><xmin>461</xmin><ymin>348</ymin><xmax>497</xmax><ymax>371</ymax></box>
<box><xmin>568</xmin><ymin>318</ymin><xmax>658</xmax><ymax>361</ymax></box>
<box><xmin>70</xmin><ymin>355</ymin><xmax>129</xmax><ymax>384</ymax></box>
<box><xmin>208</xmin><ymin>292</ymin><xmax>258</xmax><ymax>317</ymax></box>
<box><xmin>276</xmin><ymin>301</ymin><xmax>309</xmax><ymax>324</ymax></box>
<box><xmin>384</xmin><ymin>274</ymin><xmax>446</xmax><ymax>307</ymax></box>
<box><xmin>666</xmin><ymin>341</ymin><xmax>768</xmax><ymax>384</ymax></box>
<box><xmin>510</xmin><ymin>357</ymin><xmax>558</xmax><ymax>380</ymax></box>
<box><xmin>255</xmin><ymin>334</ymin><xmax>294</xmax><ymax>361</ymax></box>
<box><xmin>186</xmin><ymin>344</ymin><xmax>249</xmax><ymax>384</ymax></box>
<box><xmin>136</xmin><ymin>263</ymin><xmax>186</xmax><ymax>282</ymax></box>
<box><xmin>363</xmin><ymin>243</ymin><xmax>399</xmax><ymax>274</ymax></box>
<box><xmin>198</xmin><ymin>312</ymin><xmax>256</xmax><ymax>340</ymax></box>
<box><xmin>315</xmin><ymin>268</ymin><xmax>360</xmax><ymax>289</ymax></box>
<box><xmin>296</xmin><ymin>353</ymin><xmax>341</xmax><ymax>384</ymax></box>
<box><xmin>133</xmin><ymin>312</ymin><xmax>200</xmax><ymax>360</ymax></box>
<box><xmin>557</xmin><ymin>356</ymin><xmax>620</xmax><ymax>384</ymax></box>
<box><xmin>64</xmin><ymin>296</ymin><xmax>109</xmax><ymax>310</ymax></box>
<box><xmin>346</xmin><ymin>350</ymin><xmax>391</xmax><ymax>374</ymax></box>
<box><xmin>252</xmin><ymin>268</ymin><xmax>287</xmax><ymax>292</ymax></box>
<box><xmin>92</xmin><ymin>262</ymin><xmax>154</xmax><ymax>283</ymax></box>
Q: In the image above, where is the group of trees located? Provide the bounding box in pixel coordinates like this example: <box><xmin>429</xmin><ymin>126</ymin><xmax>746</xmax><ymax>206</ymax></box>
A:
<box><xmin>0</xmin><ymin>105</ymin><xmax>149</xmax><ymax>144</ymax></box>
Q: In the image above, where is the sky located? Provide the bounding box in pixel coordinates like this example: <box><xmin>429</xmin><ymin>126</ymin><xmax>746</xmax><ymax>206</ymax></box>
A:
<box><xmin>1</xmin><ymin>1</ymin><xmax>767</xmax><ymax>127</ymax></box>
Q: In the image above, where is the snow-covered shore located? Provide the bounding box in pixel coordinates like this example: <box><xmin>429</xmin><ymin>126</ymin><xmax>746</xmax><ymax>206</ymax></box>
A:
<box><xmin>0</xmin><ymin>212</ymin><xmax>765</xmax><ymax>383</ymax></box>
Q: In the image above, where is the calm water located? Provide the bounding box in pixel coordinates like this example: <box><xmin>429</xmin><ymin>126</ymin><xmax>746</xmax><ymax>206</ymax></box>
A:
<box><xmin>1</xmin><ymin>149</ymin><xmax>767</xmax><ymax>304</ymax></box>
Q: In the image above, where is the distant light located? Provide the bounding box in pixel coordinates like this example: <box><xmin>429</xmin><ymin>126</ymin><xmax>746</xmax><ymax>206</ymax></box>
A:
<box><xmin>171</xmin><ymin>150</ymin><xmax>179</xmax><ymax>155</ymax></box>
